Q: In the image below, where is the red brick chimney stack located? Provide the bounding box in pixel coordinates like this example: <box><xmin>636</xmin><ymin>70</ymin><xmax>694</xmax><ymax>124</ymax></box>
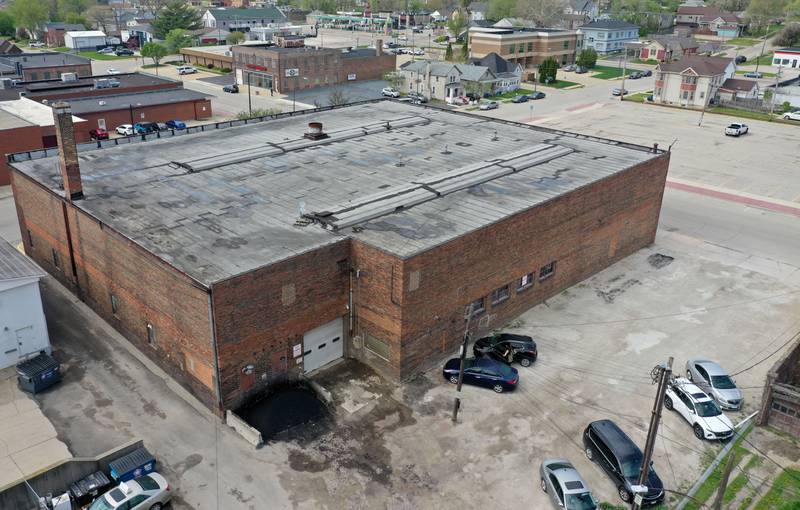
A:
<box><xmin>52</xmin><ymin>101</ymin><xmax>83</xmax><ymax>201</ymax></box>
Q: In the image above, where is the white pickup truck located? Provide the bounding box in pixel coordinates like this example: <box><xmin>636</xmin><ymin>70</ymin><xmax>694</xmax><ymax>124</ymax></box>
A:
<box><xmin>724</xmin><ymin>122</ymin><xmax>749</xmax><ymax>136</ymax></box>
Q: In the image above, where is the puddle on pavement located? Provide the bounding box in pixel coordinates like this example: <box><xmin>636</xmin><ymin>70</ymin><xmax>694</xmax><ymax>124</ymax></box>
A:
<box><xmin>237</xmin><ymin>382</ymin><xmax>330</xmax><ymax>442</ymax></box>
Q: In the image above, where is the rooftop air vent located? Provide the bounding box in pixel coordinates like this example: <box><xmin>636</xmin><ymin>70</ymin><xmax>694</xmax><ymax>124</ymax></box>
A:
<box><xmin>303</xmin><ymin>122</ymin><xmax>328</xmax><ymax>141</ymax></box>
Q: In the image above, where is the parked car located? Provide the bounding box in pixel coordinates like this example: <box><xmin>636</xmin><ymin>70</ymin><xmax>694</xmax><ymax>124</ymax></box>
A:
<box><xmin>685</xmin><ymin>359</ymin><xmax>743</xmax><ymax>410</ymax></box>
<box><xmin>583</xmin><ymin>420</ymin><xmax>664</xmax><ymax>505</ymax></box>
<box><xmin>407</xmin><ymin>92</ymin><xmax>428</xmax><ymax>103</ymax></box>
<box><xmin>95</xmin><ymin>78</ymin><xmax>121</xmax><ymax>89</ymax></box>
<box><xmin>575</xmin><ymin>66</ymin><xmax>588</xmax><ymax>74</ymax></box>
<box><xmin>743</xmin><ymin>71</ymin><xmax>762</xmax><ymax>78</ymax></box>
<box><xmin>642</xmin><ymin>69</ymin><xmax>653</xmax><ymax>77</ymax></box>
<box><xmin>29</xmin><ymin>42</ymin><xmax>46</xmax><ymax>48</ymax></box>
<box><xmin>563</xmin><ymin>64</ymin><xmax>577</xmax><ymax>72</ymax></box>
<box><xmin>115</xmin><ymin>124</ymin><xmax>134</xmax><ymax>136</ymax></box>
<box><xmin>724</xmin><ymin>122</ymin><xmax>749</xmax><ymax>136</ymax></box>
<box><xmin>783</xmin><ymin>111</ymin><xmax>800</xmax><ymax>121</ymax></box>
<box><xmin>442</xmin><ymin>357</ymin><xmax>518</xmax><ymax>393</ymax></box>
<box><xmin>511</xmin><ymin>94</ymin><xmax>529</xmax><ymax>103</ymax></box>
<box><xmin>611</xmin><ymin>88</ymin><xmax>628</xmax><ymax>96</ymax></box>
<box><xmin>530</xmin><ymin>91</ymin><xmax>546</xmax><ymax>100</ymax></box>
<box><xmin>473</xmin><ymin>333</ymin><xmax>538</xmax><ymax>367</ymax></box>
<box><xmin>88</xmin><ymin>473</ymin><xmax>171</xmax><ymax>510</ymax></box>
<box><xmin>479</xmin><ymin>100</ymin><xmax>499</xmax><ymax>110</ymax></box>
<box><xmin>447</xmin><ymin>96</ymin><xmax>469</xmax><ymax>105</ymax></box>
<box><xmin>665</xmin><ymin>378</ymin><xmax>735</xmax><ymax>440</ymax></box>
<box><xmin>628</xmin><ymin>71</ymin><xmax>642</xmax><ymax>79</ymax></box>
<box><xmin>540</xmin><ymin>459</ymin><xmax>598</xmax><ymax>510</ymax></box>
<box><xmin>134</xmin><ymin>122</ymin><xmax>155</xmax><ymax>134</ymax></box>
<box><xmin>107</xmin><ymin>68</ymin><xmax>122</xmax><ymax>75</ymax></box>
<box><xmin>223</xmin><ymin>84</ymin><xmax>239</xmax><ymax>93</ymax></box>
<box><xmin>410</xmin><ymin>48</ymin><xmax>425</xmax><ymax>55</ymax></box>
<box><xmin>89</xmin><ymin>128</ymin><xmax>109</xmax><ymax>140</ymax></box>
<box><xmin>381</xmin><ymin>87</ymin><xmax>400</xmax><ymax>98</ymax></box>
<box><xmin>155</xmin><ymin>122</ymin><xmax>169</xmax><ymax>131</ymax></box>
<box><xmin>177</xmin><ymin>65</ymin><xmax>197</xmax><ymax>75</ymax></box>
<box><xmin>115</xmin><ymin>48</ymin><xmax>134</xmax><ymax>56</ymax></box>
<box><xmin>735</xmin><ymin>55</ymin><xmax>747</xmax><ymax>64</ymax></box>
<box><xmin>97</xmin><ymin>47</ymin><xmax>116</xmax><ymax>54</ymax></box>
<box><xmin>166</xmin><ymin>119</ymin><xmax>186</xmax><ymax>130</ymax></box>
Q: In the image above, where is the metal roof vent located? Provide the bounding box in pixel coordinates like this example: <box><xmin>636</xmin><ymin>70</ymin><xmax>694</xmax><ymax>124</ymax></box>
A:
<box><xmin>303</xmin><ymin>122</ymin><xmax>328</xmax><ymax>141</ymax></box>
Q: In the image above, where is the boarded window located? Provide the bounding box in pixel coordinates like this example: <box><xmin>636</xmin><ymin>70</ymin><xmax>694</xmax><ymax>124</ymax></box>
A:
<box><xmin>146</xmin><ymin>323</ymin><xmax>156</xmax><ymax>347</ymax></box>
<box><xmin>518</xmin><ymin>273</ymin><xmax>534</xmax><ymax>291</ymax></box>
<box><xmin>281</xmin><ymin>283</ymin><xmax>296</xmax><ymax>306</ymax></box>
<box><xmin>408</xmin><ymin>270</ymin><xmax>420</xmax><ymax>292</ymax></box>
<box><xmin>365</xmin><ymin>333</ymin><xmax>390</xmax><ymax>361</ymax></box>
<box><xmin>110</xmin><ymin>293</ymin><xmax>119</xmax><ymax>314</ymax></box>
<box><xmin>51</xmin><ymin>248</ymin><xmax>60</xmax><ymax>269</ymax></box>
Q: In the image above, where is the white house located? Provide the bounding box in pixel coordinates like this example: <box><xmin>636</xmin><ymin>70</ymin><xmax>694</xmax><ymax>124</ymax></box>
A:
<box><xmin>0</xmin><ymin>240</ymin><xmax>50</xmax><ymax>370</ymax></box>
<box><xmin>64</xmin><ymin>30</ymin><xmax>113</xmax><ymax>50</ymax></box>
<box><xmin>202</xmin><ymin>7</ymin><xmax>288</xmax><ymax>31</ymax></box>
<box><xmin>654</xmin><ymin>56</ymin><xmax>735</xmax><ymax>108</ymax></box>
<box><xmin>773</xmin><ymin>48</ymin><xmax>800</xmax><ymax>69</ymax></box>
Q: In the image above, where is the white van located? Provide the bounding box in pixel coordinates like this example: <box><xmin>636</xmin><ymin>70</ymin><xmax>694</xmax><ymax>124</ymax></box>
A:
<box><xmin>177</xmin><ymin>65</ymin><xmax>198</xmax><ymax>75</ymax></box>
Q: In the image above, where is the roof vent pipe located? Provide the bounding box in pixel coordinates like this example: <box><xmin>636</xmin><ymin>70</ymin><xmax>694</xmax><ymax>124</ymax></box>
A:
<box><xmin>304</xmin><ymin>121</ymin><xmax>328</xmax><ymax>140</ymax></box>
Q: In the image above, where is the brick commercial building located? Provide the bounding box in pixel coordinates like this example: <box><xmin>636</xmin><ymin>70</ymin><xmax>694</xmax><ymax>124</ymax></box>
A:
<box><xmin>468</xmin><ymin>26</ymin><xmax>581</xmax><ymax>69</ymax></box>
<box><xmin>0</xmin><ymin>53</ymin><xmax>92</xmax><ymax>82</ymax></box>
<box><xmin>233</xmin><ymin>40</ymin><xmax>396</xmax><ymax>92</ymax></box>
<box><xmin>0</xmin><ymin>72</ymin><xmax>183</xmax><ymax>102</ymax></box>
<box><xmin>180</xmin><ymin>45</ymin><xmax>235</xmax><ymax>71</ymax></box>
<box><xmin>0</xmin><ymin>98</ymin><xmax>88</xmax><ymax>185</ymax></box>
<box><xmin>44</xmin><ymin>23</ymin><xmax>86</xmax><ymax>47</ymax></box>
<box><xmin>9</xmin><ymin>101</ymin><xmax>670</xmax><ymax>414</ymax></box>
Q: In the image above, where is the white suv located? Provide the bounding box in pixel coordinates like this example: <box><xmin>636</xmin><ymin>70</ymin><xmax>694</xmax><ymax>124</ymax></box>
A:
<box><xmin>177</xmin><ymin>65</ymin><xmax>197</xmax><ymax>75</ymax></box>
<box><xmin>665</xmin><ymin>378</ymin><xmax>734</xmax><ymax>440</ymax></box>
<box><xmin>381</xmin><ymin>87</ymin><xmax>400</xmax><ymax>98</ymax></box>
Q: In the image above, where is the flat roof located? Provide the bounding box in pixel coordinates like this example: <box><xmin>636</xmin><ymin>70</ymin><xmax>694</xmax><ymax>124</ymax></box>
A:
<box><xmin>0</xmin><ymin>239</ymin><xmax>46</xmax><ymax>281</ymax></box>
<box><xmin>0</xmin><ymin>52</ymin><xmax>91</xmax><ymax>69</ymax></box>
<box><xmin>0</xmin><ymin>97</ymin><xmax>83</xmax><ymax>130</ymax></box>
<box><xmin>10</xmin><ymin>101</ymin><xmax>663</xmax><ymax>286</ymax></box>
<box><xmin>22</xmin><ymin>73</ymin><xmax>179</xmax><ymax>96</ymax></box>
<box><xmin>63</xmin><ymin>88</ymin><xmax>211</xmax><ymax>114</ymax></box>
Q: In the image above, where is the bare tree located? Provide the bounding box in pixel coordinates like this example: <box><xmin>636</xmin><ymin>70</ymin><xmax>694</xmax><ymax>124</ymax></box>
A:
<box><xmin>328</xmin><ymin>89</ymin><xmax>350</xmax><ymax>106</ymax></box>
<box><xmin>87</xmin><ymin>5</ymin><xmax>116</xmax><ymax>33</ymax></box>
<box><xmin>515</xmin><ymin>0</ymin><xmax>568</xmax><ymax>27</ymax></box>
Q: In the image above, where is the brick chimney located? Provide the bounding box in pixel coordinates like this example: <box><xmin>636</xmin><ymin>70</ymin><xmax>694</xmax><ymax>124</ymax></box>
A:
<box><xmin>376</xmin><ymin>39</ymin><xmax>383</xmax><ymax>56</ymax></box>
<box><xmin>52</xmin><ymin>101</ymin><xmax>83</xmax><ymax>201</ymax></box>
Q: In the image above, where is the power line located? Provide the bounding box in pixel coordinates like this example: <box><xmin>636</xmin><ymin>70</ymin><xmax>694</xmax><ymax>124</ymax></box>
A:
<box><xmin>732</xmin><ymin>319</ymin><xmax>800</xmax><ymax>373</ymax></box>
<box><xmin>731</xmin><ymin>330</ymin><xmax>800</xmax><ymax>377</ymax></box>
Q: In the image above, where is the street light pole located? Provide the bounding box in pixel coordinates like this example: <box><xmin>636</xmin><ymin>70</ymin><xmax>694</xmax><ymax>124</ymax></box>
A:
<box><xmin>247</xmin><ymin>71</ymin><xmax>252</xmax><ymax>117</ymax></box>
<box><xmin>451</xmin><ymin>303</ymin><xmax>474</xmax><ymax>423</ymax></box>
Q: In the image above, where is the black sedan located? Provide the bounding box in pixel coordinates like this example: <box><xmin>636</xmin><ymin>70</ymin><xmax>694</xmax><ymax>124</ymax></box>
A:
<box><xmin>223</xmin><ymin>84</ymin><xmax>239</xmax><ymax>93</ymax></box>
<box><xmin>473</xmin><ymin>333</ymin><xmax>538</xmax><ymax>367</ymax></box>
<box><xmin>511</xmin><ymin>94</ymin><xmax>529</xmax><ymax>103</ymax></box>
<box><xmin>442</xmin><ymin>357</ymin><xmax>519</xmax><ymax>393</ymax></box>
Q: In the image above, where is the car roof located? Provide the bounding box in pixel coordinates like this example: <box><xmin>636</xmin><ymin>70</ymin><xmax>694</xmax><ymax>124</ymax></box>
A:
<box><xmin>589</xmin><ymin>420</ymin><xmax>641</xmax><ymax>462</ymax></box>
<box><xmin>692</xmin><ymin>359</ymin><xmax>727</xmax><ymax>375</ymax></box>
<box><xmin>474</xmin><ymin>357</ymin><xmax>505</xmax><ymax>369</ymax></box>
<box><xmin>544</xmin><ymin>459</ymin><xmax>590</xmax><ymax>495</ymax></box>
<box><xmin>672</xmin><ymin>378</ymin><xmax>712</xmax><ymax>402</ymax></box>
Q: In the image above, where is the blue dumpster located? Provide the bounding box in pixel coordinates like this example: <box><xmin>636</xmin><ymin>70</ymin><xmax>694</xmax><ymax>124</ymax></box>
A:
<box><xmin>16</xmin><ymin>353</ymin><xmax>61</xmax><ymax>394</ymax></box>
<box><xmin>108</xmin><ymin>447</ymin><xmax>156</xmax><ymax>482</ymax></box>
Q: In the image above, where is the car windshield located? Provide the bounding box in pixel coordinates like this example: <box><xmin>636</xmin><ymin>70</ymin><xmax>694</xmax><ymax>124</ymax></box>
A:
<box><xmin>695</xmin><ymin>400</ymin><xmax>722</xmax><ymax>417</ymax></box>
<box><xmin>88</xmin><ymin>495</ymin><xmax>117</xmax><ymax>510</ymax></box>
<box><xmin>711</xmin><ymin>375</ymin><xmax>736</xmax><ymax>389</ymax></box>
<box><xmin>566</xmin><ymin>492</ymin><xmax>597</xmax><ymax>510</ymax></box>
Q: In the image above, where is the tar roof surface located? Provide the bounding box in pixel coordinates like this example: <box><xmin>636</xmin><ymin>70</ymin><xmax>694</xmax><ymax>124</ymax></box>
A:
<box><xmin>12</xmin><ymin>101</ymin><xmax>661</xmax><ymax>286</ymax></box>
<box><xmin>63</xmin><ymin>89</ymin><xmax>211</xmax><ymax>114</ymax></box>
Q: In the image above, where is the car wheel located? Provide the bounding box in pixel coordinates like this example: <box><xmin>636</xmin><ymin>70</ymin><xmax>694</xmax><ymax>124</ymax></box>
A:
<box><xmin>694</xmin><ymin>424</ymin><xmax>705</xmax><ymax>440</ymax></box>
<box><xmin>618</xmin><ymin>486</ymin><xmax>632</xmax><ymax>503</ymax></box>
<box><xmin>585</xmin><ymin>446</ymin><xmax>594</xmax><ymax>461</ymax></box>
<box><xmin>520</xmin><ymin>357</ymin><xmax>532</xmax><ymax>367</ymax></box>
<box><xmin>664</xmin><ymin>396</ymin><xmax>673</xmax><ymax>411</ymax></box>
<box><xmin>493</xmin><ymin>384</ymin><xmax>504</xmax><ymax>393</ymax></box>
<box><xmin>686</xmin><ymin>370</ymin><xmax>693</xmax><ymax>381</ymax></box>
<box><xmin>150</xmin><ymin>504</ymin><xmax>163</xmax><ymax>510</ymax></box>
<box><xmin>449</xmin><ymin>375</ymin><xmax>458</xmax><ymax>384</ymax></box>
<box><xmin>541</xmin><ymin>478</ymin><xmax>547</xmax><ymax>493</ymax></box>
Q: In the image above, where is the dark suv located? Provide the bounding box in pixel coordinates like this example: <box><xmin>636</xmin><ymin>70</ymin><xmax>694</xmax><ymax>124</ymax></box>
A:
<box><xmin>582</xmin><ymin>420</ymin><xmax>664</xmax><ymax>506</ymax></box>
<box><xmin>473</xmin><ymin>333</ymin><xmax>537</xmax><ymax>367</ymax></box>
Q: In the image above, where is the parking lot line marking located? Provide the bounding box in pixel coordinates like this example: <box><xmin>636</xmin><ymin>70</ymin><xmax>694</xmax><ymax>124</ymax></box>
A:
<box><xmin>666</xmin><ymin>180</ymin><xmax>800</xmax><ymax>218</ymax></box>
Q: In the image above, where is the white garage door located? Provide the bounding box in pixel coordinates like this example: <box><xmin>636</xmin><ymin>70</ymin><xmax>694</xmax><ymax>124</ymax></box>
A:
<box><xmin>303</xmin><ymin>317</ymin><xmax>343</xmax><ymax>373</ymax></box>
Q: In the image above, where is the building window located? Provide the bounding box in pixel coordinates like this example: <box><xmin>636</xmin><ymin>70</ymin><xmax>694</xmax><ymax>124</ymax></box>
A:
<box><xmin>466</xmin><ymin>297</ymin><xmax>485</xmax><ymax>316</ymax></box>
<box><xmin>27</xmin><ymin>230</ymin><xmax>34</xmax><ymax>249</ymax></box>
<box><xmin>563</xmin><ymin>40</ymin><xmax>569</xmax><ymax>49</ymax></box>
<box><xmin>364</xmin><ymin>333</ymin><xmax>390</xmax><ymax>361</ymax></box>
<box><xmin>491</xmin><ymin>285</ymin><xmax>510</xmax><ymax>305</ymax></box>
<box><xmin>518</xmin><ymin>273</ymin><xmax>534</xmax><ymax>291</ymax></box>
<box><xmin>539</xmin><ymin>261</ymin><xmax>556</xmax><ymax>281</ymax></box>
<box><xmin>110</xmin><ymin>293</ymin><xmax>119</xmax><ymax>314</ymax></box>
<box><xmin>51</xmin><ymin>248</ymin><xmax>60</xmax><ymax>269</ymax></box>
<box><xmin>146</xmin><ymin>323</ymin><xmax>156</xmax><ymax>347</ymax></box>
<box><xmin>527</xmin><ymin>42</ymin><xmax>533</xmax><ymax>51</ymax></box>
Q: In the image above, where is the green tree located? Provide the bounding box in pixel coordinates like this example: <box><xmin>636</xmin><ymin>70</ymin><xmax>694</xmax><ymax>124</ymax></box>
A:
<box><xmin>409</xmin><ymin>0</ymin><xmax>424</xmax><ymax>12</ymax></box>
<box><xmin>487</xmin><ymin>0</ymin><xmax>516</xmax><ymax>20</ymax></box>
<box><xmin>235</xmin><ymin>107</ymin><xmax>282</xmax><ymax>119</ymax></box>
<box><xmin>141</xmin><ymin>42</ymin><xmax>168</xmax><ymax>71</ymax></box>
<box><xmin>746</xmin><ymin>0</ymin><xmax>787</xmax><ymax>33</ymax></box>
<box><xmin>787</xmin><ymin>0</ymin><xmax>800</xmax><ymax>17</ymax></box>
<box><xmin>226</xmin><ymin>31</ymin><xmax>246</xmax><ymax>44</ymax></box>
<box><xmin>57</xmin><ymin>0</ymin><xmax>90</xmax><ymax>18</ymax></box>
<box><xmin>64</xmin><ymin>13</ymin><xmax>87</xmax><ymax>27</ymax></box>
<box><xmin>8</xmin><ymin>0</ymin><xmax>49</xmax><ymax>38</ymax></box>
<box><xmin>384</xmin><ymin>71</ymin><xmax>404</xmax><ymax>89</ymax></box>
<box><xmin>515</xmin><ymin>0</ymin><xmax>569</xmax><ymax>27</ymax></box>
<box><xmin>0</xmin><ymin>12</ymin><xmax>15</xmax><ymax>37</ymax></box>
<box><xmin>461</xmin><ymin>35</ymin><xmax>468</xmax><ymax>62</ymax></box>
<box><xmin>538</xmin><ymin>57</ymin><xmax>558</xmax><ymax>83</ymax></box>
<box><xmin>445</xmin><ymin>41</ymin><xmax>453</xmax><ymax>60</ymax></box>
<box><xmin>151</xmin><ymin>0</ymin><xmax>202</xmax><ymax>39</ymax></box>
<box><xmin>775</xmin><ymin>23</ymin><xmax>800</xmax><ymax>46</ymax></box>
<box><xmin>576</xmin><ymin>48</ymin><xmax>598</xmax><ymax>68</ymax></box>
<box><xmin>447</xmin><ymin>10</ymin><xmax>467</xmax><ymax>39</ymax></box>
<box><xmin>165</xmin><ymin>28</ymin><xmax>194</xmax><ymax>53</ymax></box>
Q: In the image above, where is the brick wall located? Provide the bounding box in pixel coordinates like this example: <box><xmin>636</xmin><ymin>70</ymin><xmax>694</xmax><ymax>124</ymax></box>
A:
<box><xmin>23</xmin><ymin>64</ymin><xmax>93</xmax><ymax>81</ymax></box>
<box><xmin>341</xmin><ymin>53</ymin><xmax>397</xmax><ymax>82</ymax></box>
<box><xmin>10</xmin><ymin>170</ymin><xmax>219</xmax><ymax>409</ymax></box>
<box><xmin>212</xmin><ymin>241</ymin><xmax>350</xmax><ymax>410</ymax></box>
<box><xmin>74</xmin><ymin>100</ymin><xmax>213</xmax><ymax>133</ymax></box>
<box><xmin>395</xmin><ymin>154</ymin><xmax>670</xmax><ymax>377</ymax></box>
<box><xmin>1</xmin><ymin>123</ymin><xmax>90</xmax><ymax>186</ymax></box>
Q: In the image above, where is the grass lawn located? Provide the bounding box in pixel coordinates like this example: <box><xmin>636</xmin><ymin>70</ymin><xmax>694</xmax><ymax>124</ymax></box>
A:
<box><xmin>745</xmin><ymin>54</ymin><xmax>775</xmax><ymax>66</ymax></box>
<box><xmin>538</xmin><ymin>80</ymin><xmax>580</xmax><ymax>89</ymax></box>
<box><xmin>684</xmin><ymin>428</ymin><xmax>751</xmax><ymax>510</ymax></box>
<box><xmin>626</xmin><ymin>90</ymin><xmax>653</xmax><ymax>103</ymax></box>
<box><xmin>192</xmin><ymin>63</ymin><xmax>232</xmax><ymax>74</ymax></box>
<box><xmin>632</xmin><ymin>58</ymin><xmax>660</xmax><ymax>65</ymax></box>
<box><xmin>51</xmin><ymin>47</ymin><xmax>70</xmax><ymax>52</ymax></box>
<box><xmin>708</xmin><ymin>106</ymin><xmax>776</xmax><ymax>122</ymax></box>
<box><xmin>487</xmin><ymin>88</ymin><xmax>534</xmax><ymax>99</ymax></box>
<box><xmin>753</xmin><ymin>468</ymin><xmax>800</xmax><ymax>510</ymax></box>
<box><xmin>141</xmin><ymin>63</ymin><xmax>164</xmax><ymax>69</ymax></box>
<box><xmin>736</xmin><ymin>70</ymin><xmax>777</xmax><ymax>78</ymax></box>
<box><xmin>76</xmin><ymin>51</ymin><xmax>135</xmax><ymax>60</ymax></box>
<box><xmin>726</xmin><ymin>37</ymin><xmax>761</xmax><ymax>46</ymax></box>
<box><xmin>590</xmin><ymin>65</ymin><xmax>632</xmax><ymax>80</ymax></box>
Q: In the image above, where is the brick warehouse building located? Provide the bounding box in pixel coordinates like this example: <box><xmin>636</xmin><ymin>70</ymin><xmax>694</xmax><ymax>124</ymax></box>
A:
<box><xmin>9</xmin><ymin>101</ymin><xmax>670</xmax><ymax>414</ymax></box>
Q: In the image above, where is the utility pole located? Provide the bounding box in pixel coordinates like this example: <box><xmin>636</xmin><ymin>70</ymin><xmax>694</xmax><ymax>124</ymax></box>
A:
<box><xmin>451</xmin><ymin>303</ymin><xmax>474</xmax><ymax>423</ymax></box>
<box><xmin>769</xmin><ymin>67</ymin><xmax>782</xmax><ymax>117</ymax></box>
<box><xmin>711</xmin><ymin>452</ymin><xmax>737</xmax><ymax>510</ymax></box>
<box><xmin>247</xmin><ymin>72</ymin><xmax>252</xmax><ymax>117</ymax></box>
<box><xmin>620</xmin><ymin>47</ymin><xmax>628</xmax><ymax>101</ymax></box>
<box><xmin>631</xmin><ymin>357</ymin><xmax>673</xmax><ymax>510</ymax></box>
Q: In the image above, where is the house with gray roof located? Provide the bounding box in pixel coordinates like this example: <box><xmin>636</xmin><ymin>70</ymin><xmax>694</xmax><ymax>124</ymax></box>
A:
<box><xmin>400</xmin><ymin>60</ymin><xmax>511</xmax><ymax>101</ymax></box>
<box><xmin>202</xmin><ymin>7</ymin><xmax>288</xmax><ymax>31</ymax></box>
<box><xmin>579</xmin><ymin>19</ymin><xmax>640</xmax><ymax>55</ymax></box>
